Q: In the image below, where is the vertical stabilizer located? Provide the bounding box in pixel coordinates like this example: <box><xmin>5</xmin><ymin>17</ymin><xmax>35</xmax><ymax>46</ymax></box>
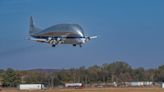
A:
<box><xmin>29</xmin><ymin>16</ymin><xmax>41</xmax><ymax>35</ymax></box>
<box><xmin>30</xmin><ymin>16</ymin><xmax>34</xmax><ymax>28</ymax></box>
<box><xmin>29</xmin><ymin>16</ymin><xmax>35</xmax><ymax>35</ymax></box>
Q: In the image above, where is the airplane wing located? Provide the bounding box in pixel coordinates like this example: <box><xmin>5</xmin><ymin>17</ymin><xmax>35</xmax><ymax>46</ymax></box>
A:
<box><xmin>85</xmin><ymin>35</ymin><xmax>98</xmax><ymax>42</ymax></box>
<box><xmin>28</xmin><ymin>37</ymin><xmax>48</xmax><ymax>43</ymax></box>
<box><xmin>89</xmin><ymin>36</ymin><xmax>98</xmax><ymax>39</ymax></box>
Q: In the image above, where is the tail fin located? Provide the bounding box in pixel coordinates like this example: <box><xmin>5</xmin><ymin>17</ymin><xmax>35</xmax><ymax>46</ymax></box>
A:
<box><xmin>30</xmin><ymin>16</ymin><xmax>34</xmax><ymax>28</ymax></box>
<box><xmin>29</xmin><ymin>16</ymin><xmax>41</xmax><ymax>35</ymax></box>
<box><xmin>29</xmin><ymin>16</ymin><xmax>35</xmax><ymax>34</ymax></box>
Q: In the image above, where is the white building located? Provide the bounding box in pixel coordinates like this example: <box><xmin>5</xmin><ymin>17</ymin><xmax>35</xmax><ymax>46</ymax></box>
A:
<box><xmin>18</xmin><ymin>84</ymin><xmax>45</xmax><ymax>90</ymax></box>
<box><xmin>130</xmin><ymin>82</ymin><xmax>143</xmax><ymax>86</ymax></box>
<box><xmin>128</xmin><ymin>81</ymin><xmax>153</xmax><ymax>87</ymax></box>
<box><xmin>65</xmin><ymin>83</ymin><xmax>83</xmax><ymax>88</ymax></box>
<box><xmin>162</xmin><ymin>83</ymin><xmax>164</xmax><ymax>88</ymax></box>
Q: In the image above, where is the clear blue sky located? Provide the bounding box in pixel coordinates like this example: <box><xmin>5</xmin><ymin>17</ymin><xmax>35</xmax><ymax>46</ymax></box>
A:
<box><xmin>0</xmin><ymin>0</ymin><xmax>164</xmax><ymax>69</ymax></box>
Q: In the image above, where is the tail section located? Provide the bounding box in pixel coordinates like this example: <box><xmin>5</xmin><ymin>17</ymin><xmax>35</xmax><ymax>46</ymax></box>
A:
<box><xmin>30</xmin><ymin>16</ymin><xmax>34</xmax><ymax>27</ymax></box>
<box><xmin>29</xmin><ymin>16</ymin><xmax>41</xmax><ymax>35</ymax></box>
<box><xmin>29</xmin><ymin>16</ymin><xmax>34</xmax><ymax>34</ymax></box>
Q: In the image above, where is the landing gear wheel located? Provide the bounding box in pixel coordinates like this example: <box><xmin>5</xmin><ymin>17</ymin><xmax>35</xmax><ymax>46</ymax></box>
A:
<box><xmin>73</xmin><ymin>44</ymin><xmax>76</xmax><ymax>46</ymax></box>
<box><xmin>52</xmin><ymin>44</ymin><xmax>56</xmax><ymax>47</ymax></box>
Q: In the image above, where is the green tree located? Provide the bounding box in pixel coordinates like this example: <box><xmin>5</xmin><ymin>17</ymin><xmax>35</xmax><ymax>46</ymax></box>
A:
<box><xmin>3</xmin><ymin>68</ymin><xmax>21</xmax><ymax>87</ymax></box>
<box><xmin>155</xmin><ymin>65</ymin><xmax>164</xmax><ymax>82</ymax></box>
<box><xmin>105</xmin><ymin>61</ymin><xmax>133</xmax><ymax>82</ymax></box>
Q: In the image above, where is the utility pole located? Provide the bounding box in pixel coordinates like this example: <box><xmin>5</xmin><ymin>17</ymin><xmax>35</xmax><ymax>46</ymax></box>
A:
<box><xmin>51</xmin><ymin>76</ymin><xmax>54</xmax><ymax>88</ymax></box>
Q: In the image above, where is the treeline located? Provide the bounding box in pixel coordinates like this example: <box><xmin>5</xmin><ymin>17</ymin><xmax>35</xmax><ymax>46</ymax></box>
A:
<box><xmin>0</xmin><ymin>61</ymin><xmax>163</xmax><ymax>87</ymax></box>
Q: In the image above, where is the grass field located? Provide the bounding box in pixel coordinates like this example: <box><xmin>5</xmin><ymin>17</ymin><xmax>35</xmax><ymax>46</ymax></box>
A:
<box><xmin>1</xmin><ymin>88</ymin><xmax>164</xmax><ymax>92</ymax></box>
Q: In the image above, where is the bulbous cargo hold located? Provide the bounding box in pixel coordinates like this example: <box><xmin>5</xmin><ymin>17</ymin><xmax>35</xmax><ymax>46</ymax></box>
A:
<box><xmin>33</xmin><ymin>24</ymin><xmax>85</xmax><ymax>38</ymax></box>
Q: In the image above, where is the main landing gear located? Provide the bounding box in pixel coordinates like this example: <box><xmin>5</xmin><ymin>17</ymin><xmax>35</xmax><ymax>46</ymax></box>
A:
<box><xmin>72</xmin><ymin>44</ymin><xmax>82</xmax><ymax>47</ymax></box>
<box><xmin>73</xmin><ymin>44</ymin><xmax>76</xmax><ymax>46</ymax></box>
<box><xmin>52</xmin><ymin>44</ymin><xmax>56</xmax><ymax>47</ymax></box>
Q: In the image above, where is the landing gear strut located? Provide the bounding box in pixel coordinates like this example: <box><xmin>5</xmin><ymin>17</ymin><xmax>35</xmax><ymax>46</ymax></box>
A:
<box><xmin>79</xmin><ymin>44</ymin><xmax>82</xmax><ymax>48</ymax></box>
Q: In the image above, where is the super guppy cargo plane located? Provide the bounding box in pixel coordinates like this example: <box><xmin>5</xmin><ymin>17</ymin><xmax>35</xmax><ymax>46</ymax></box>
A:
<box><xmin>29</xmin><ymin>16</ymin><xmax>97</xmax><ymax>47</ymax></box>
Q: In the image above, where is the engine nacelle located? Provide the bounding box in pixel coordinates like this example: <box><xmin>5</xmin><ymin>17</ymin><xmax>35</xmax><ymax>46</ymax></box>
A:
<box><xmin>48</xmin><ymin>37</ymin><xmax>64</xmax><ymax>45</ymax></box>
<box><xmin>49</xmin><ymin>40</ymin><xmax>57</xmax><ymax>44</ymax></box>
